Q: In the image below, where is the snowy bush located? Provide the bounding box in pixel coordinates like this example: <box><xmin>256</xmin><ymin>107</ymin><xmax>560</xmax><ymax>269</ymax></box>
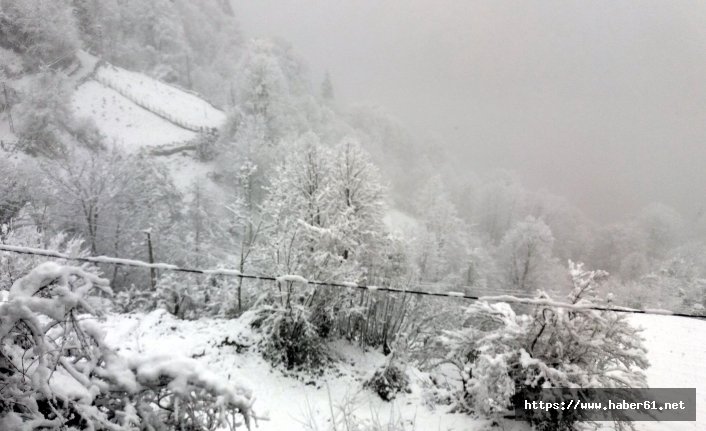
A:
<box><xmin>0</xmin><ymin>0</ymin><xmax>80</xmax><ymax>70</ymax></box>
<box><xmin>440</xmin><ymin>262</ymin><xmax>649</xmax><ymax>430</ymax></box>
<box><xmin>12</xmin><ymin>72</ymin><xmax>78</xmax><ymax>157</ymax></box>
<box><xmin>364</xmin><ymin>360</ymin><xmax>410</xmax><ymax>401</ymax></box>
<box><xmin>0</xmin><ymin>262</ymin><xmax>256</xmax><ymax>429</ymax></box>
<box><xmin>253</xmin><ymin>302</ymin><xmax>327</xmax><ymax>370</ymax></box>
<box><xmin>153</xmin><ymin>272</ymin><xmax>199</xmax><ymax>319</ymax></box>
<box><xmin>114</xmin><ymin>283</ymin><xmax>154</xmax><ymax>313</ymax></box>
<box><xmin>0</xmin><ymin>224</ymin><xmax>96</xmax><ymax>291</ymax></box>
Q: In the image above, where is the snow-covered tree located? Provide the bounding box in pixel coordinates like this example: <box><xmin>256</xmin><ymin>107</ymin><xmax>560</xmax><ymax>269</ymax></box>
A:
<box><xmin>328</xmin><ymin>139</ymin><xmax>387</xmax><ymax>274</ymax></box>
<box><xmin>0</xmin><ymin>220</ymin><xmax>93</xmax><ymax>291</ymax></box>
<box><xmin>216</xmin><ymin>109</ymin><xmax>275</xmax><ymax>204</ymax></box>
<box><xmin>258</xmin><ymin>133</ymin><xmax>340</xmax><ymax>280</ymax></box>
<box><xmin>0</xmin><ymin>158</ymin><xmax>41</xmax><ymax>226</ymax></box>
<box><xmin>224</xmin><ymin>159</ymin><xmax>263</xmax><ymax>314</ymax></box>
<box><xmin>590</xmin><ymin>222</ymin><xmax>647</xmax><ymax>277</ymax></box>
<box><xmin>149</xmin><ymin>179</ymin><xmax>231</xmax><ymax>317</ymax></box>
<box><xmin>636</xmin><ymin>202</ymin><xmax>684</xmax><ymax>260</ymax></box>
<box><xmin>40</xmin><ymin>149</ymin><xmax>132</xmax><ymax>255</ymax></box>
<box><xmin>253</xmin><ymin>133</ymin><xmax>395</xmax><ymax>361</ymax></box>
<box><xmin>440</xmin><ymin>262</ymin><xmax>648</xmax><ymax>429</ymax></box>
<box><xmin>234</xmin><ymin>39</ymin><xmax>300</xmax><ymax>141</ymax></box>
<box><xmin>12</xmin><ymin>72</ymin><xmax>102</xmax><ymax>157</ymax></box>
<box><xmin>496</xmin><ymin>216</ymin><xmax>559</xmax><ymax>294</ymax></box>
<box><xmin>345</xmin><ymin>105</ymin><xmax>432</xmax><ymax>207</ymax></box>
<box><xmin>473</xmin><ymin>171</ymin><xmax>526</xmax><ymax>244</ymax></box>
<box><xmin>525</xmin><ymin>191</ymin><xmax>594</xmax><ymax>263</ymax></box>
<box><xmin>619</xmin><ymin>251</ymin><xmax>649</xmax><ymax>281</ymax></box>
<box><xmin>39</xmin><ymin>150</ymin><xmax>183</xmax><ymax>291</ymax></box>
<box><xmin>618</xmin><ymin>244</ymin><xmax>706</xmax><ymax>313</ymax></box>
<box><xmin>0</xmin><ymin>0</ymin><xmax>80</xmax><ymax>70</ymax></box>
<box><xmin>258</xmin><ymin>133</ymin><xmax>389</xmax><ymax>283</ymax></box>
<box><xmin>412</xmin><ymin>175</ymin><xmax>471</xmax><ymax>285</ymax></box>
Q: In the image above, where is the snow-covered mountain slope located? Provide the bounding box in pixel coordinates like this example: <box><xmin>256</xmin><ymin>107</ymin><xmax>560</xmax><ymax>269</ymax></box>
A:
<box><xmin>100</xmin><ymin>309</ymin><xmax>706</xmax><ymax>431</ymax></box>
<box><xmin>94</xmin><ymin>64</ymin><xmax>225</xmax><ymax>130</ymax></box>
<box><xmin>72</xmin><ymin>80</ymin><xmax>197</xmax><ymax>153</ymax></box>
<box><xmin>67</xmin><ymin>51</ymin><xmax>227</xmax><ymax>197</ymax></box>
<box><xmin>70</xmin><ymin>51</ymin><xmax>226</xmax><ymax>154</ymax></box>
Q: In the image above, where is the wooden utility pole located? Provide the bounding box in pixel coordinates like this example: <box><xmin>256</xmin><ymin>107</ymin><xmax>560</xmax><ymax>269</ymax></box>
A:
<box><xmin>143</xmin><ymin>229</ymin><xmax>156</xmax><ymax>290</ymax></box>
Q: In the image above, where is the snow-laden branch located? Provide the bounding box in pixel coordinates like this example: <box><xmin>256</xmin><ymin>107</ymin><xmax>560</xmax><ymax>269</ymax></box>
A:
<box><xmin>1</xmin><ymin>261</ymin><xmax>258</xmax><ymax>429</ymax></box>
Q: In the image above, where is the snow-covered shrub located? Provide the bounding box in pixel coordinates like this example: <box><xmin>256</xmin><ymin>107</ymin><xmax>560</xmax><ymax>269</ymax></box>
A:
<box><xmin>114</xmin><ymin>283</ymin><xmax>154</xmax><ymax>313</ymax></box>
<box><xmin>253</xmin><ymin>302</ymin><xmax>327</xmax><ymax>370</ymax></box>
<box><xmin>0</xmin><ymin>0</ymin><xmax>80</xmax><ymax>70</ymax></box>
<box><xmin>440</xmin><ymin>262</ymin><xmax>649</xmax><ymax>430</ymax></box>
<box><xmin>153</xmin><ymin>272</ymin><xmax>198</xmax><ymax>319</ymax></box>
<box><xmin>364</xmin><ymin>360</ymin><xmax>410</xmax><ymax>401</ymax></box>
<box><xmin>12</xmin><ymin>72</ymin><xmax>77</xmax><ymax>157</ymax></box>
<box><xmin>222</xmin><ymin>278</ymin><xmax>265</xmax><ymax>318</ymax></box>
<box><xmin>195</xmin><ymin>129</ymin><xmax>219</xmax><ymax>161</ymax></box>
<box><xmin>392</xmin><ymin>296</ymin><xmax>467</xmax><ymax>369</ymax></box>
<box><xmin>0</xmin><ymin>262</ymin><xmax>256</xmax><ymax>429</ymax></box>
<box><xmin>0</xmin><ymin>224</ymin><xmax>95</xmax><ymax>291</ymax></box>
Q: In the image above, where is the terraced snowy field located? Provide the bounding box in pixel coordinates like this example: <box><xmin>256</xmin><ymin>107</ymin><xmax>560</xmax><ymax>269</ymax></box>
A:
<box><xmin>71</xmin><ymin>80</ymin><xmax>197</xmax><ymax>152</ymax></box>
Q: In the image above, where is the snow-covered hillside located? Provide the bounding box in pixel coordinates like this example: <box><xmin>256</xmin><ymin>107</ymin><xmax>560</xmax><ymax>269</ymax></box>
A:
<box><xmin>66</xmin><ymin>51</ymin><xmax>228</xmax><ymax>196</ymax></box>
<box><xmin>100</xmin><ymin>310</ymin><xmax>496</xmax><ymax>431</ymax></box>
<box><xmin>95</xmin><ymin>64</ymin><xmax>225</xmax><ymax>130</ymax></box>
<box><xmin>99</xmin><ymin>310</ymin><xmax>706</xmax><ymax>431</ymax></box>
<box><xmin>72</xmin><ymin>80</ymin><xmax>197</xmax><ymax>152</ymax></box>
<box><xmin>70</xmin><ymin>51</ymin><xmax>226</xmax><ymax>154</ymax></box>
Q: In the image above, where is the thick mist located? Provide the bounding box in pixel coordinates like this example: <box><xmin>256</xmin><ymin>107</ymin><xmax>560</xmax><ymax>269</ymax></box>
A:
<box><xmin>233</xmin><ymin>0</ymin><xmax>706</xmax><ymax>223</ymax></box>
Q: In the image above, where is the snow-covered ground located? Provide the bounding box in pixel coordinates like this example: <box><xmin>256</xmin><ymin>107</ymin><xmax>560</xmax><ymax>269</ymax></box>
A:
<box><xmin>95</xmin><ymin>64</ymin><xmax>226</xmax><ymax>130</ymax></box>
<box><xmin>630</xmin><ymin>314</ymin><xmax>706</xmax><ymax>431</ymax></box>
<box><xmin>68</xmin><ymin>50</ymin><xmax>100</xmax><ymax>84</ymax></box>
<box><xmin>69</xmin><ymin>49</ymin><xmax>226</xmax><ymax>153</ymax></box>
<box><xmin>101</xmin><ymin>310</ymin><xmax>493</xmax><ymax>431</ymax></box>
<box><xmin>99</xmin><ymin>310</ymin><xmax>706</xmax><ymax>431</ymax></box>
<box><xmin>67</xmin><ymin>53</ymin><xmax>226</xmax><ymax>195</ymax></box>
<box><xmin>71</xmin><ymin>80</ymin><xmax>197</xmax><ymax>152</ymax></box>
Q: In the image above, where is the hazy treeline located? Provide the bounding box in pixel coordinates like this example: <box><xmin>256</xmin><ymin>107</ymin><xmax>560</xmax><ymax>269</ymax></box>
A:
<box><xmin>1</xmin><ymin>0</ymin><xmax>704</xmax><ymax>318</ymax></box>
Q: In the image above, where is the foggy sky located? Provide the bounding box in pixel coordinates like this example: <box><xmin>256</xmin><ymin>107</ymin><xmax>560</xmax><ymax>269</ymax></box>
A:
<box><xmin>232</xmin><ymin>0</ymin><xmax>706</xmax><ymax>223</ymax></box>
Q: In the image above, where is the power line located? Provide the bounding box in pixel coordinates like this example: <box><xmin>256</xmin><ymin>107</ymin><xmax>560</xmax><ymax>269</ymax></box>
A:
<box><xmin>1</xmin><ymin>243</ymin><xmax>705</xmax><ymax>320</ymax></box>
